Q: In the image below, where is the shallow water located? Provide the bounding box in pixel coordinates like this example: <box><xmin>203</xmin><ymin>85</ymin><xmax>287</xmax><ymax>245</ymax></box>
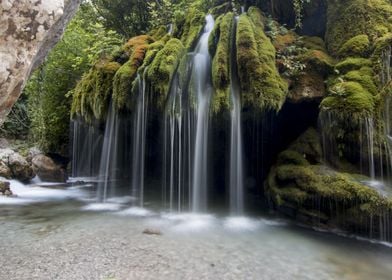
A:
<box><xmin>1</xmin><ymin>183</ymin><xmax>392</xmax><ymax>280</ymax></box>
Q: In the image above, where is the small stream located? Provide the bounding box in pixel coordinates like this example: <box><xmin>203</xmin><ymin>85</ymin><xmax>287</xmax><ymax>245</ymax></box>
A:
<box><xmin>1</xmin><ymin>181</ymin><xmax>392</xmax><ymax>280</ymax></box>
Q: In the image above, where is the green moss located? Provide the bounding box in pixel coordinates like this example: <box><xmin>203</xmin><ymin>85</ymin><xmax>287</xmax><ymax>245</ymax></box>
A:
<box><xmin>326</xmin><ymin>0</ymin><xmax>392</xmax><ymax>55</ymax></box>
<box><xmin>278</xmin><ymin>150</ymin><xmax>309</xmax><ymax>166</ymax></box>
<box><xmin>343</xmin><ymin>69</ymin><xmax>378</xmax><ymax>96</ymax></box>
<box><xmin>338</xmin><ymin>35</ymin><xmax>370</xmax><ymax>57</ymax></box>
<box><xmin>122</xmin><ymin>35</ymin><xmax>154</xmax><ymax>56</ymax></box>
<box><xmin>71</xmin><ymin>60</ymin><xmax>120</xmax><ymax>122</ymax></box>
<box><xmin>147</xmin><ymin>38</ymin><xmax>186</xmax><ymax>108</ymax></box>
<box><xmin>179</xmin><ymin>7</ymin><xmax>205</xmax><ymax>50</ymax></box>
<box><xmin>289</xmin><ymin>128</ymin><xmax>323</xmax><ymax>164</ymax></box>
<box><xmin>268</xmin><ymin>162</ymin><xmax>392</xmax><ymax>218</ymax></box>
<box><xmin>209</xmin><ymin>13</ymin><xmax>233</xmax><ymax>114</ymax></box>
<box><xmin>209</xmin><ymin>2</ymin><xmax>231</xmax><ymax>17</ymax></box>
<box><xmin>273</xmin><ymin>32</ymin><xmax>297</xmax><ymax>52</ymax></box>
<box><xmin>299</xmin><ymin>50</ymin><xmax>336</xmax><ymax>76</ymax></box>
<box><xmin>321</xmin><ymin>81</ymin><xmax>375</xmax><ymax>119</ymax></box>
<box><xmin>149</xmin><ymin>26</ymin><xmax>168</xmax><ymax>41</ymax></box>
<box><xmin>112</xmin><ymin>37</ymin><xmax>151</xmax><ymax>111</ymax></box>
<box><xmin>236</xmin><ymin>7</ymin><xmax>288</xmax><ymax>112</ymax></box>
<box><xmin>335</xmin><ymin>57</ymin><xmax>373</xmax><ymax>73</ymax></box>
<box><xmin>299</xmin><ymin>36</ymin><xmax>327</xmax><ymax>52</ymax></box>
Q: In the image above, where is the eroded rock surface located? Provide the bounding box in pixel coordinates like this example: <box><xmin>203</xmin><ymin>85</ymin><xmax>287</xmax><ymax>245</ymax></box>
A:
<box><xmin>0</xmin><ymin>0</ymin><xmax>81</xmax><ymax>124</ymax></box>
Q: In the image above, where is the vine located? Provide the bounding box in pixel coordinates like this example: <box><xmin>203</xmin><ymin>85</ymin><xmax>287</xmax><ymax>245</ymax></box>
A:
<box><xmin>293</xmin><ymin>0</ymin><xmax>311</xmax><ymax>28</ymax></box>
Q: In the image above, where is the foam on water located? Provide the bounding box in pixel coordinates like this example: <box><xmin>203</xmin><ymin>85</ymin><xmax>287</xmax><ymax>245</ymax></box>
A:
<box><xmin>161</xmin><ymin>212</ymin><xmax>217</xmax><ymax>232</ymax></box>
<box><xmin>116</xmin><ymin>207</ymin><xmax>154</xmax><ymax>217</ymax></box>
<box><xmin>0</xmin><ymin>180</ymin><xmax>88</xmax><ymax>205</ymax></box>
<box><xmin>224</xmin><ymin>216</ymin><xmax>261</xmax><ymax>231</ymax></box>
<box><xmin>82</xmin><ymin>203</ymin><xmax>122</xmax><ymax>212</ymax></box>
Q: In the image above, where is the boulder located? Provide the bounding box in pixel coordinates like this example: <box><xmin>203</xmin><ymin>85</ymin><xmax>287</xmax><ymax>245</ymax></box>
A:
<box><xmin>8</xmin><ymin>151</ymin><xmax>34</xmax><ymax>181</ymax></box>
<box><xmin>32</xmin><ymin>154</ymin><xmax>67</xmax><ymax>182</ymax></box>
<box><xmin>0</xmin><ymin>0</ymin><xmax>82</xmax><ymax>124</ymax></box>
<box><xmin>0</xmin><ymin>148</ymin><xmax>34</xmax><ymax>181</ymax></box>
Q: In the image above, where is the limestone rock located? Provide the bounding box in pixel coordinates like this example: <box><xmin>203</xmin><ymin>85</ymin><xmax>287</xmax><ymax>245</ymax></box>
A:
<box><xmin>8</xmin><ymin>150</ymin><xmax>34</xmax><ymax>181</ymax></box>
<box><xmin>288</xmin><ymin>73</ymin><xmax>326</xmax><ymax>103</ymax></box>
<box><xmin>32</xmin><ymin>154</ymin><xmax>67</xmax><ymax>182</ymax></box>
<box><xmin>0</xmin><ymin>0</ymin><xmax>82</xmax><ymax>124</ymax></box>
<box><xmin>0</xmin><ymin>148</ymin><xmax>34</xmax><ymax>181</ymax></box>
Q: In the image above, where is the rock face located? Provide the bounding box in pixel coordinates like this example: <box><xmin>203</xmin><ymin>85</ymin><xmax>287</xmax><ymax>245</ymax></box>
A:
<box><xmin>32</xmin><ymin>154</ymin><xmax>67</xmax><ymax>182</ymax></box>
<box><xmin>0</xmin><ymin>148</ymin><xmax>34</xmax><ymax>181</ymax></box>
<box><xmin>0</xmin><ymin>0</ymin><xmax>82</xmax><ymax>124</ymax></box>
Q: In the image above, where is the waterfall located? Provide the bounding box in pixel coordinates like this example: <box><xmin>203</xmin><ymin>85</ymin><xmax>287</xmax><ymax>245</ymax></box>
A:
<box><xmin>229</xmin><ymin>16</ymin><xmax>245</xmax><ymax>215</ymax></box>
<box><xmin>97</xmin><ymin>103</ymin><xmax>118</xmax><ymax>202</ymax></box>
<box><xmin>168</xmin><ymin>23</ymin><xmax>174</xmax><ymax>35</ymax></box>
<box><xmin>71</xmin><ymin>119</ymin><xmax>103</xmax><ymax>178</ymax></box>
<box><xmin>163</xmin><ymin>72</ymin><xmax>189</xmax><ymax>211</ymax></box>
<box><xmin>162</xmin><ymin>15</ymin><xmax>214</xmax><ymax>212</ymax></box>
<box><xmin>365</xmin><ymin>118</ymin><xmax>376</xmax><ymax>180</ymax></box>
<box><xmin>191</xmin><ymin>15</ymin><xmax>215</xmax><ymax>212</ymax></box>
<box><xmin>131</xmin><ymin>69</ymin><xmax>149</xmax><ymax>207</ymax></box>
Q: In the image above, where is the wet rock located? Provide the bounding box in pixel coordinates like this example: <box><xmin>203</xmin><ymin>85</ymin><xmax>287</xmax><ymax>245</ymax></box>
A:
<box><xmin>0</xmin><ymin>160</ymin><xmax>12</xmax><ymax>178</ymax></box>
<box><xmin>32</xmin><ymin>154</ymin><xmax>67</xmax><ymax>183</ymax></box>
<box><xmin>0</xmin><ymin>180</ymin><xmax>12</xmax><ymax>196</ymax></box>
<box><xmin>143</xmin><ymin>229</ymin><xmax>162</xmax><ymax>236</ymax></box>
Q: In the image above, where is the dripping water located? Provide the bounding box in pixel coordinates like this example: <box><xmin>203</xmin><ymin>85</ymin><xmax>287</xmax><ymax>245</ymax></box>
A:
<box><xmin>97</xmin><ymin>103</ymin><xmax>118</xmax><ymax>202</ymax></box>
<box><xmin>131</xmin><ymin>68</ymin><xmax>149</xmax><ymax>207</ymax></box>
<box><xmin>229</xmin><ymin>16</ymin><xmax>245</xmax><ymax>215</ymax></box>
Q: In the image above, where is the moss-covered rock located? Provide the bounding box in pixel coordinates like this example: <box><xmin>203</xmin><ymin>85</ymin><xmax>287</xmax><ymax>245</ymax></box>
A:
<box><xmin>335</xmin><ymin>57</ymin><xmax>373</xmax><ymax>73</ymax></box>
<box><xmin>236</xmin><ymin>7</ymin><xmax>288</xmax><ymax>112</ymax></box>
<box><xmin>338</xmin><ymin>34</ymin><xmax>370</xmax><ymax>57</ymax></box>
<box><xmin>113</xmin><ymin>36</ymin><xmax>152</xmax><ymax>111</ymax></box>
<box><xmin>321</xmin><ymin>81</ymin><xmax>376</xmax><ymax>120</ymax></box>
<box><xmin>326</xmin><ymin>0</ymin><xmax>392</xmax><ymax>55</ymax></box>
<box><xmin>179</xmin><ymin>6</ymin><xmax>206</xmax><ymax>50</ymax></box>
<box><xmin>265</xmin><ymin>128</ymin><xmax>392</xmax><ymax>241</ymax></box>
<box><xmin>71</xmin><ymin>59</ymin><xmax>121</xmax><ymax>122</ymax></box>
<box><xmin>147</xmin><ymin>38</ymin><xmax>186</xmax><ymax>108</ymax></box>
<box><xmin>209</xmin><ymin>12</ymin><xmax>234</xmax><ymax>113</ymax></box>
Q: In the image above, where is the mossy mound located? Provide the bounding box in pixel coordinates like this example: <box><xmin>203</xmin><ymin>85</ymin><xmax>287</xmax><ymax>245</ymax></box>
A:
<box><xmin>321</xmin><ymin>56</ymin><xmax>378</xmax><ymax>122</ymax></box>
<box><xmin>299</xmin><ymin>49</ymin><xmax>335</xmax><ymax>76</ymax></box>
<box><xmin>266</xmin><ymin>128</ymin><xmax>392</xmax><ymax>240</ymax></box>
<box><xmin>113</xmin><ymin>36</ymin><xmax>152</xmax><ymax>111</ymax></box>
<box><xmin>321</xmin><ymin>81</ymin><xmax>376</xmax><ymax>120</ymax></box>
<box><xmin>338</xmin><ymin>35</ymin><xmax>370</xmax><ymax>57</ymax></box>
<box><xmin>209</xmin><ymin>12</ymin><xmax>234</xmax><ymax>114</ymax></box>
<box><xmin>326</xmin><ymin>0</ymin><xmax>392</xmax><ymax>55</ymax></box>
<box><xmin>147</xmin><ymin>38</ymin><xmax>186</xmax><ymax>108</ymax></box>
<box><xmin>236</xmin><ymin>7</ymin><xmax>288</xmax><ymax>112</ymax></box>
<box><xmin>71</xmin><ymin>60</ymin><xmax>121</xmax><ymax>122</ymax></box>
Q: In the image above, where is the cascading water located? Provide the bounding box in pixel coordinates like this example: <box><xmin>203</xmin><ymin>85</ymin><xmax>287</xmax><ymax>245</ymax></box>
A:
<box><xmin>131</xmin><ymin>69</ymin><xmax>149</xmax><ymax>207</ymax></box>
<box><xmin>162</xmin><ymin>15</ymin><xmax>214</xmax><ymax>212</ymax></box>
<box><xmin>97</xmin><ymin>103</ymin><xmax>118</xmax><ymax>202</ymax></box>
<box><xmin>71</xmin><ymin>119</ymin><xmax>103</xmax><ymax>178</ymax></box>
<box><xmin>191</xmin><ymin>15</ymin><xmax>215</xmax><ymax>212</ymax></box>
<box><xmin>229</xmin><ymin>16</ymin><xmax>245</xmax><ymax>215</ymax></box>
